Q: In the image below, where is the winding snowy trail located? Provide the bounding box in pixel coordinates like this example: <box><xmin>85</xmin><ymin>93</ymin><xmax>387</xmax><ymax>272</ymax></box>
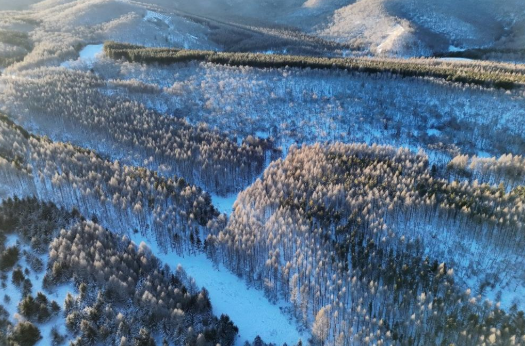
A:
<box><xmin>128</xmin><ymin>232</ymin><xmax>306</xmax><ymax>346</ymax></box>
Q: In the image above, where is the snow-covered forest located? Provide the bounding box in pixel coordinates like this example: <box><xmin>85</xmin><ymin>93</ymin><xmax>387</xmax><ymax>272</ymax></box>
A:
<box><xmin>0</xmin><ymin>68</ymin><xmax>274</xmax><ymax>195</ymax></box>
<box><xmin>215</xmin><ymin>143</ymin><xmax>525</xmax><ymax>345</ymax></box>
<box><xmin>0</xmin><ymin>0</ymin><xmax>525</xmax><ymax>345</ymax></box>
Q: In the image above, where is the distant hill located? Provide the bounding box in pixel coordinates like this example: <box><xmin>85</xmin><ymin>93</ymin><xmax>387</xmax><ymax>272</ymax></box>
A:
<box><xmin>0</xmin><ymin>0</ymin><xmax>42</xmax><ymax>10</ymax></box>
<box><xmin>174</xmin><ymin>0</ymin><xmax>525</xmax><ymax>57</ymax></box>
<box><xmin>2</xmin><ymin>0</ymin><xmax>523</xmax><ymax>58</ymax></box>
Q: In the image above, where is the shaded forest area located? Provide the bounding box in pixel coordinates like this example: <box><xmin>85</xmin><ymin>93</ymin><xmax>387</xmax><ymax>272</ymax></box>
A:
<box><xmin>0</xmin><ymin>30</ymin><xmax>33</xmax><ymax>67</ymax></box>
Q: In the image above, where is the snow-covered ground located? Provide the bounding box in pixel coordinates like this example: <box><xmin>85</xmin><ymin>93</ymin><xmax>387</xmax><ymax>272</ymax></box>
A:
<box><xmin>60</xmin><ymin>44</ymin><xmax>104</xmax><ymax>68</ymax></box>
<box><xmin>426</xmin><ymin>128</ymin><xmax>442</xmax><ymax>136</ymax></box>
<box><xmin>377</xmin><ymin>24</ymin><xmax>406</xmax><ymax>54</ymax></box>
<box><xmin>2</xmin><ymin>234</ymin><xmax>75</xmax><ymax>346</ymax></box>
<box><xmin>79</xmin><ymin>44</ymin><xmax>104</xmax><ymax>60</ymax></box>
<box><xmin>255</xmin><ymin>131</ymin><xmax>270</xmax><ymax>139</ymax></box>
<box><xmin>438</xmin><ymin>57</ymin><xmax>473</xmax><ymax>61</ymax></box>
<box><xmin>144</xmin><ymin>10</ymin><xmax>172</xmax><ymax>28</ymax></box>
<box><xmin>211</xmin><ymin>193</ymin><xmax>238</xmax><ymax>215</ymax></box>
<box><xmin>128</xmin><ymin>232</ymin><xmax>307</xmax><ymax>346</ymax></box>
<box><xmin>477</xmin><ymin>150</ymin><xmax>492</xmax><ymax>158</ymax></box>
<box><xmin>449</xmin><ymin>45</ymin><xmax>466</xmax><ymax>52</ymax></box>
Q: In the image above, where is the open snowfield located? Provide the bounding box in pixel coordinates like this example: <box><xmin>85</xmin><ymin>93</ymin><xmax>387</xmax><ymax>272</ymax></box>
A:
<box><xmin>211</xmin><ymin>193</ymin><xmax>238</xmax><ymax>216</ymax></box>
<box><xmin>79</xmin><ymin>44</ymin><xmax>104</xmax><ymax>60</ymax></box>
<box><xmin>438</xmin><ymin>57</ymin><xmax>473</xmax><ymax>62</ymax></box>
<box><xmin>60</xmin><ymin>43</ymin><xmax>104</xmax><ymax>68</ymax></box>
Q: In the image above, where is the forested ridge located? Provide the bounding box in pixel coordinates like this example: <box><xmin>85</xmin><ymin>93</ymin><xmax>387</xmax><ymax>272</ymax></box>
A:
<box><xmin>104</xmin><ymin>41</ymin><xmax>525</xmax><ymax>90</ymax></box>
<box><xmin>0</xmin><ymin>113</ymin><xmax>222</xmax><ymax>252</ymax></box>
<box><xmin>0</xmin><ymin>68</ymin><xmax>276</xmax><ymax>195</ymax></box>
<box><xmin>210</xmin><ymin>143</ymin><xmax>525</xmax><ymax>345</ymax></box>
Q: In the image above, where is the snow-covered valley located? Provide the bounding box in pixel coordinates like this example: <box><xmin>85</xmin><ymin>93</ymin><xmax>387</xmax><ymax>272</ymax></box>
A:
<box><xmin>0</xmin><ymin>46</ymin><xmax>307</xmax><ymax>346</ymax></box>
<box><xmin>0</xmin><ymin>1</ymin><xmax>525</xmax><ymax>345</ymax></box>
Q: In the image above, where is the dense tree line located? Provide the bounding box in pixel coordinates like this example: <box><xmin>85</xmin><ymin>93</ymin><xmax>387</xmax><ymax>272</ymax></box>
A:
<box><xmin>209</xmin><ymin>143</ymin><xmax>525</xmax><ymax>345</ymax></box>
<box><xmin>0</xmin><ymin>116</ymin><xmax>222</xmax><ymax>252</ymax></box>
<box><xmin>0</xmin><ymin>196</ymin><xmax>74</xmax><ymax>252</ymax></box>
<box><xmin>104</xmin><ymin>41</ymin><xmax>525</xmax><ymax>90</ymax></box>
<box><xmin>0</xmin><ymin>68</ymin><xmax>273</xmax><ymax>195</ymax></box>
<box><xmin>45</xmin><ymin>221</ymin><xmax>238</xmax><ymax>346</ymax></box>
<box><xmin>447</xmin><ymin>153</ymin><xmax>525</xmax><ymax>189</ymax></box>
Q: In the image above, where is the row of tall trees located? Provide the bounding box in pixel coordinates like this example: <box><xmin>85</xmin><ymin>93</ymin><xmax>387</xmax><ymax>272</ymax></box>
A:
<box><xmin>104</xmin><ymin>41</ymin><xmax>525</xmax><ymax>90</ymax></box>
<box><xmin>448</xmin><ymin>153</ymin><xmax>525</xmax><ymax>189</ymax></box>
